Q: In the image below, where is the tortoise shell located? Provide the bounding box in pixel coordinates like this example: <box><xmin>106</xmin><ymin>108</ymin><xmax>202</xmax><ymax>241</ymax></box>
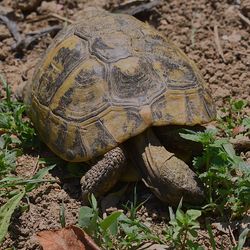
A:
<box><xmin>28</xmin><ymin>11</ymin><xmax>216</xmax><ymax>162</ymax></box>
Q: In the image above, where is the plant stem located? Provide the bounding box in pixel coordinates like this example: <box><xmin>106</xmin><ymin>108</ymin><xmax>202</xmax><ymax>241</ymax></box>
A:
<box><xmin>180</xmin><ymin>229</ymin><xmax>188</xmax><ymax>250</ymax></box>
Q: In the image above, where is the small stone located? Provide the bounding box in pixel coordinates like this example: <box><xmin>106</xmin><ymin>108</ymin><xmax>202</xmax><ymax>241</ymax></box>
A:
<box><xmin>0</xmin><ymin>6</ymin><xmax>14</xmax><ymax>15</ymax></box>
<box><xmin>0</xmin><ymin>42</ymin><xmax>9</xmax><ymax>60</ymax></box>
<box><xmin>214</xmin><ymin>86</ymin><xmax>231</xmax><ymax>98</ymax></box>
<box><xmin>16</xmin><ymin>0</ymin><xmax>42</xmax><ymax>12</ymax></box>
<box><xmin>20</xmin><ymin>228</ymin><xmax>30</xmax><ymax>237</ymax></box>
<box><xmin>227</xmin><ymin>31</ymin><xmax>242</xmax><ymax>43</ymax></box>
<box><xmin>160</xmin><ymin>19</ymin><xmax>168</xmax><ymax>25</ymax></box>
<box><xmin>35</xmin><ymin>197</ymin><xmax>42</xmax><ymax>203</ymax></box>
<box><xmin>0</xmin><ymin>25</ymin><xmax>11</xmax><ymax>41</ymax></box>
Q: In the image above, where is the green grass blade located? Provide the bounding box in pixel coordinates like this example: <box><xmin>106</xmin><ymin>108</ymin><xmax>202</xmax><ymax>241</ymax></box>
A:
<box><xmin>236</xmin><ymin>228</ymin><xmax>249</xmax><ymax>250</ymax></box>
<box><xmin>206</xmin><ymin>220</ymin><xmax>216</xmax><ymax>250</ymax></box>
<box><xmin>0</xmin><ymin>189</ymin><xmax>25</xmax><ymax>243</ymax></box>
<box><xmin>99</xmin><ymin>211</ymin><xmax>122</xmax><ymax>232</ymax></box>
<box><xmin>0</xmin><ymin>74</ymin><xmax>11</xmax><ymax>106</ymax></box>
<box><xmin>25</xmin><ymin>164</ymin><xmax>56</xmax><ymax>192</ymax></box>
<box><xmin>0</xmin><ymin>178</ymin><xmax>54</xmax><ymax>190</ymax></box>
<box><xmin>59</xmin><ymin>201</ymin><xmax>66</xmax><ymax>228</ymax></box>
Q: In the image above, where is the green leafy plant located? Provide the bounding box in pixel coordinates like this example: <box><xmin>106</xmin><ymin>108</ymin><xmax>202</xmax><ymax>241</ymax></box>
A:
<box><xmin>59</xmin><ymin>201</ymin><xmax>66</xmax><ymax>228</ymax></box>
<box><xmin>217</xmin><ymin>99</ymin><xmax>249</xmax><ymax>137</ymax></box>
<box><xmin>0</xmin><ymin>76</ymin><xmax>56</xmax><ymax>244</ymax></box>
<box><xmin>0</xmin><ymin>146</ymin><xmax>20</xmax><ymax>177</ymax></box>
<box><xmin>0</xmin><ymin>189</ymin><xmax>25</xmax><ymax>243</ymax></box>
<box><xmin>180</xmin><ymin>129</ymin><xmax>250</xmax><ymax>217</ymax></box>
<box><xmin>78</xmin><ymin>194</ymin><xmax>122</xmax><ymax>248</ymax></box>
<box><xmin>0</xmin><ymin>164</ymin><xmax>56</xmax><ymax>243</ymax></box>
<box><xmin>0</xmin><ymin>75</ymin><xmax>36</xmax><ymax>149</ymax></box>
<box><xmin>165</xmin><ymin>199</ymin><xmax>203</xmax><ymax>250</ymax></box>
<box><xmin>78</xmin><ymin>193</ymin><xmax>160</xmax><ymax>249</ymax></box>
<box><xmin>123</xmin><ymin>186</ymin><xmax>150</xmax><ymax>221</ymax></box>
<box><xmin>0</xmin><ymin>75</ymin><xmax>37</xmax><ymax>179</ymax></box>
<box><xmin>116</xmin><ymin>213</ymin><xmax>160</xmax><ymax>249</ymax></box>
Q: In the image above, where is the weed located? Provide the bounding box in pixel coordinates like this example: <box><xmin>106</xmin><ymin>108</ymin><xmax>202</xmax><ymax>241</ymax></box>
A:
<box><xmin>0</xmin><ymin>163</ymin><xmax>56</xmax><ymax>243</ymax></box>
<box><xmin>0</xmin><ymin>147</ymin><xmax>20</xmax><ymax>177</ymax></box>
<box><xmin>217</xmin><ymin>99</ymin><xmax>249</xmax><ymax>138</ymax></box>
<box><xmin>0</xmin><ymin>76</ymin><xmax>56</xmax><ymax>244</ymax></box>
<box><xmin>78</xmin><ymin>194</ymin><xmax>121</xmax><ymax>248</ymax></box>
<box><xmin>0</xmin><ymin>75</ymin><xmax>36</xmax><ymax>149</ymax></box>
<box><xmin>122</xmin><ymin>186</ymin><xmax>150</xmax><ymax>221</ymax></box>
<box><xmin>0</xmin><ymin>189</ymin><xmax>25</xmax><ymax>243</ymax></box>
<box><xmin>164</xmin><ymin>199</ymin><xmax>203</xmax><ymax>250</ymax></box>
<box><xmin>0</xmin><ymin>75</ymin><xmax>37</xmax><ymax>178</ymax></box>
<box><xmin>180</xmin><ymin>129</ymin><xmax>250</xmax><ymax>217</ymax></box>
<box><xmin>78</xmin><ymin>193</ymin><xmax>160</xmax><ymax>249</ymax></box>
<box><xmin>59</xmin><ymin>201</ymin><xmax>66</xmax><ymax>228</ymax></box>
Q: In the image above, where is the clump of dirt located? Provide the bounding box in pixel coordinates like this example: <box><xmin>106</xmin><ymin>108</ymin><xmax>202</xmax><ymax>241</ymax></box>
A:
<box><xmin>0</xmin><ymin>0</ymin><xmax>249</xmax><ymax>249</ymax></box>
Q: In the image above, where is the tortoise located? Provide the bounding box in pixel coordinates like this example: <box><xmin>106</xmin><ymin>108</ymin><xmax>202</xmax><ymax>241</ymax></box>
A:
<box><xmin>23</xmin><ymin>9</ymin><xmax>216</xmax><ymax>206</ymax></box>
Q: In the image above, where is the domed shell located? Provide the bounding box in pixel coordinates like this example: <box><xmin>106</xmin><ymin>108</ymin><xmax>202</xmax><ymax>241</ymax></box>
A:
<box><xmin>28</xmin><ymin>11</ymin><xmax>216</xmax><ymax>162</ymax></box>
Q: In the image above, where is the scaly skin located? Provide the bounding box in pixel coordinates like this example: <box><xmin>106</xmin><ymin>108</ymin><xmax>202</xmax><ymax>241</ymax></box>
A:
<box><xmin>80</xmin><ymin>147</ymin><xmax>127</xmax><ymax>203</ymax></box>
<box><xmin>80</xmin><ymin>128</ymin><xmax>204</xmax><ymax>206</ymax></box>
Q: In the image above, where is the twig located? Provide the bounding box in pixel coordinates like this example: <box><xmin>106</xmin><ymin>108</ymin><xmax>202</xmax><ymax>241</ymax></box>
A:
<box><xmin>0</xmin><ymin>14</ymin><xmax>22</xmax><ymax>43</ymax></box>
<box><xmin>27</xmin><ymin>15</ymin><xmax>52</xmax><ymax>23</ymax></box>
<box><xmin>32</xmin><ymin>155</ymin><xmax>40</xmax><ymax>175</ymax></box>
<box><xmin>12</xmin><ymin>35</ymin><xmax>37</xmax><ymax>51</ymax></box>
<box><xmin>238</xmin><ymin>11</ymin><xmax>250</xmax><ymax>26</ymax></box>
<box><xmin>228</xmin><ymin>225</ymin><xmax>237</xmax><ymax>247</ymax></box>
<box><xmin>13</xmin><ymin>25</ymin><xmax>62</xmax><ymax>52</ymax></box>
<box><xmin>49</xmin><ymin>13</ymin><xmax>74</xmax><ymax>24</ymax></box>
<box><xmin>214</xmin><ymin>24</ymin><xmax>226</xmax><ymax>63</ymax></box>
<box><xmin>27</xmin><ymin>13</ymin><xmax>74</xmax><ymax>24</ymax></box>
<box><xmin>112</xmin><ymin>0</ymin><xmax>162</xmax><ymax>16</ymax></box>
<box><xmin>233</xmin><ymin>50</ymin><xmax>250</xmax><ymax>56</ymax></box>
<box><xmin>27</xmin><ymin>24</ymin><xmax>62</xmax><ymax>36</ymax></box>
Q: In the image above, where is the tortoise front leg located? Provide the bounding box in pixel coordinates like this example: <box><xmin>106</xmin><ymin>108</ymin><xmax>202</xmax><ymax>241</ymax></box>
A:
<box><xmin>127</xmin><ymin>128</ymin><xmax>204</xmax><ymax>206</ymax></box>
<box><xmin>80</xmin><ymin>147</ymin><xmax>127</xmax><ymax>203</ymax></box>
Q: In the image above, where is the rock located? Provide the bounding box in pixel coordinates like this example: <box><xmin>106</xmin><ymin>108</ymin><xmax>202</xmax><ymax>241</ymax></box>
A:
<box><xmin>214</xmin><ymin>86</ymin><xmax>231</xmax><ymax>99</ymax></box>
<box><xmin>241</xmin><ymin>0</ymin><xmax>250</xmax><ymax>17</ymax></box>
<box><xmin>0</xmin><ymin>5</ymin><xmax>14</xmax><ymax>15</ymax></box>
<box><xmin>222</xmin><ymin>31</ymin><xmax>242</xmax><ymax>43</ymax></box>
<box><xmin>15</xmin><ymin>0</ymin><xmax>42</xmax><ymax>12</ymax></box>
<box><xmin>38</xmin><ymin>1</ymin><xmax>63</xmax><ymax>14</ymax></box>
<box><xmin>0</xmin><ymin>41</ymin><xmax>9</xmax><ymax>60</ymax></box>
<box><xmin>0</xmin><ymin>24</ymin><xmax>11</xmax><ymax>41</ymax></box>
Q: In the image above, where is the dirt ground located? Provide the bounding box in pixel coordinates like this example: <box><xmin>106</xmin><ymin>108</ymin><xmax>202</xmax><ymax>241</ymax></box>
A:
<box><xmin>0</xmin><ymin>0</ymin><xmax>249</xmax><ymax>249</ymax></box>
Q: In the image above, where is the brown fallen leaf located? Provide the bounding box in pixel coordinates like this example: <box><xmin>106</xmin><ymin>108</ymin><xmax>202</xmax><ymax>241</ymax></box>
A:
<box><xmin>138</xmin><ymin>242</ymin><xmax>170</xmax><ymax>249</ymax></box>
<box><xmin>232</xmin><ymin>125</ymin><xmax>246</xmax><ymax>137</ymax></box>
<box><xmin>36</xmin><ymin>226</ymin><xmax>101</xmax><ymax>250</ymax></box>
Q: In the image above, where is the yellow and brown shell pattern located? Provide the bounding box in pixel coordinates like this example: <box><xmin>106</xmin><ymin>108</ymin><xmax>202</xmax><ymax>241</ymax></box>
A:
<box><xmin>28</xmin><ymin>12</ymin><xmax>216</xmax><ymax>162</ymax></box>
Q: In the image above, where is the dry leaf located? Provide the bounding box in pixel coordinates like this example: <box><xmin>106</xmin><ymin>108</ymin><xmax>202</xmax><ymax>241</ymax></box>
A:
<box><xmin>36</xmin><ymin>226</ymin><xmax>100</xmax><ymax>250</ymax></box>
<box><xmin>138</xmin><ymin>242</ymin><xmax>170</xmax><ymax>250</ymax></box>
<box><xmin>211</xmin><ymin>221</ymin><xmax>238</xmax><ymax>234</ymax></box>
<box><xmin>232</xmin><ymin>125</ymin><xmax>245</xmax><ymax>137</ymax></box>
<box><xmin>38</xmin><ymin>1</ymin><xmax>63</xmax><ymax>14</ymax></box>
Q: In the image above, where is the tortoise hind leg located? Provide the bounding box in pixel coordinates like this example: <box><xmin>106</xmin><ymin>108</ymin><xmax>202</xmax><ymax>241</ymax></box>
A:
<box><xmin>80</xmin><ymin>146</ymin><xmax>127</xmax><ymax>203</ymax></box>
